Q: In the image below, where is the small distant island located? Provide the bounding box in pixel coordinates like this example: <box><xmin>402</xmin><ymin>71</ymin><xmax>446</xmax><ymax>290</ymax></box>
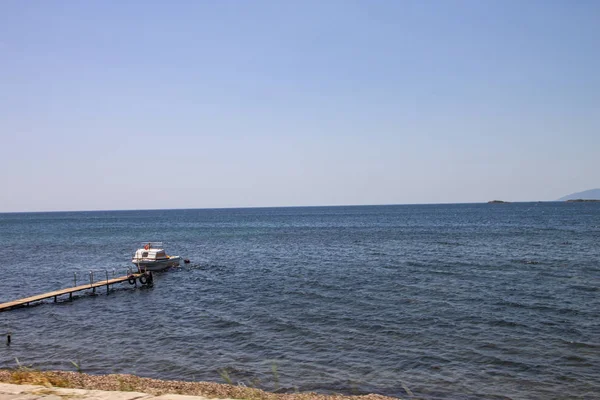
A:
<box><xmin>488</xmin><ymin>200</ymin><xmax>510</xmax><ymax>204</ymax></box>
<box><xmin>565</xmin><ymin>199</ymin><xmax>600</xmax><ymax>203</ymax></box>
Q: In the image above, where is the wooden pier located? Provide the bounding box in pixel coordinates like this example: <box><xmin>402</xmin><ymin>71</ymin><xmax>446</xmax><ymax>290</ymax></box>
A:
<box><xmin>0</xmin><ymin>272</ymin><xmax>153</xmax><ymax>312</ymax></box>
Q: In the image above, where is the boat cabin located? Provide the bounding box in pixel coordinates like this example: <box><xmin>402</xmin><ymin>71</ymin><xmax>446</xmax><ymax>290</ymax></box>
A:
<box><xmin>133</xmin><ymin>248</ymin><xmax>169</xmax><ymax>260</ymax></box>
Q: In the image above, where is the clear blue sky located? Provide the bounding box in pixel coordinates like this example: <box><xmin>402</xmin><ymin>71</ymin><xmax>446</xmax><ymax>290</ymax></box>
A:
<box><xmin>1</xmin><ymin>0</ymin><xmax>598</xmax><ymax>212</ymax></box>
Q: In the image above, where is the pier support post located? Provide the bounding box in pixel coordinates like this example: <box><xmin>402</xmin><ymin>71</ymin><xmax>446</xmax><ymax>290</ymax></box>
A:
<box><xmin>90</xmin><ymin>271</ymin><xmax>96</xmax><ymax>294</ymax></box>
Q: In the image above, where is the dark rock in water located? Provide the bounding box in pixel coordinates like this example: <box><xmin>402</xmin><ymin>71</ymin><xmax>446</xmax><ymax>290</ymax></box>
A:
<box><xmin>488</xmin><ymin>200</ymin><xmax>510</xmax><ymax>204</ymax></box>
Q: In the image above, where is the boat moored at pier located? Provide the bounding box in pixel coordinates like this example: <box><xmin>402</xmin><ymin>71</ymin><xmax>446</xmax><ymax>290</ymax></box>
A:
<box><xmin>132</xmin><ymin>242</ymin><xmax>181</xmax><ymax>271</ymax></box>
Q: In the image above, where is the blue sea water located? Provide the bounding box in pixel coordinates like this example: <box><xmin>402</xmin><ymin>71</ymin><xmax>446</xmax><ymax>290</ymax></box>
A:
<box><xmin>0</xmin><ymin>203</ymin><xmax>599</xmax><ymax>399</ymax></box>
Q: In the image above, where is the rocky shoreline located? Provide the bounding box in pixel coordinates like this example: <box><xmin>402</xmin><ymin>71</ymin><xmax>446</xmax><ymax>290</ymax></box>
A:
<box><xmin>565</xmin><ymin>199</ymin><xmax>600</xmax><ymax>202</ymax></box>
<box><xmin>0</xmin><ymin>369</ymin><xmax>397</xmax><ymax>400</ymax></box>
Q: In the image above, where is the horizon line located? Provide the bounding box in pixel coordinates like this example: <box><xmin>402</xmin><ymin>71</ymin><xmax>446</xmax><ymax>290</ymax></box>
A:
<box><xmin>0</xmin><ymin>200</ymin><xmax>569</xmax><ymax>214</ymax></box>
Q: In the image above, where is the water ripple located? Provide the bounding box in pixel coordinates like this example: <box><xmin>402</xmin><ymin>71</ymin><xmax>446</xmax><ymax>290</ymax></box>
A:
<box><xmin>1</xmin><ymin>203</ymin><xmax>599</xmax><ymax>399</ymax></box>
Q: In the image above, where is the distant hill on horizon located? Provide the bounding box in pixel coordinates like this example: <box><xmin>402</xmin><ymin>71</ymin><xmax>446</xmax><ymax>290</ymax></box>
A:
<box><xmin>557</xmin><ymin>188</ymin><xmax>600</xmax><ymax>201</ymax></box>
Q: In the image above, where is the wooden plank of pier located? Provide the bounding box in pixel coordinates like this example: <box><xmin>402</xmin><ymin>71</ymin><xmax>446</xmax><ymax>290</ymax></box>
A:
<box><xmin>0</xmin><ymin>273</ymin><xmax>145</xmax><ymax>312</ymax></box>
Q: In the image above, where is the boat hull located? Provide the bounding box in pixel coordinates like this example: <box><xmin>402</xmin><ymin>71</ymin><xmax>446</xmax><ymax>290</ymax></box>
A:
<box><xmin>131</xmin><ymin>256</ymin><xmax>181</xmax><ymax>272</ymax></box>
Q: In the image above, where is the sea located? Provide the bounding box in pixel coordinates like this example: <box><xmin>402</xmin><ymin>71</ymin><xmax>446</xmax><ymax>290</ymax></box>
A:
<box><xmin>0</xmin><ymin>203</ymin><xmax>599</xmax><ymax>400</ymax></box>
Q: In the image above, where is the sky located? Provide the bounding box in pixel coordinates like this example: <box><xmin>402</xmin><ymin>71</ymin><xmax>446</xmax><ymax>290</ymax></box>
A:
<box><xmin>1</xmin><ymin>0</ymin><xmax>599</xmax><ymax>212</ymax></box>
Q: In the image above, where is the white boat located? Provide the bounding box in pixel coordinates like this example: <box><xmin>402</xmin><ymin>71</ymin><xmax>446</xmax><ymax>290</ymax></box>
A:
<box><xmin>132</xmin><ymin>242</ymin><xmax>181</xmax><ymax>272</ymax></box>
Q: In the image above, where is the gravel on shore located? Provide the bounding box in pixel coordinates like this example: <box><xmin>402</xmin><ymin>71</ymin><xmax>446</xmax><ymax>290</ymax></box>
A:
<box><xmin>0</xmin><ymin>369</ymin><xmax>398</xmax><ymax>400</ymax></box>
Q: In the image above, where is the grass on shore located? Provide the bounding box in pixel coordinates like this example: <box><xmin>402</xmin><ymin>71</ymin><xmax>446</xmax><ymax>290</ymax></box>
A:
<box><xmin>0</xmin><ymin>368</ymin><xmax>399</xmax><ymax>400</ymax></box>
